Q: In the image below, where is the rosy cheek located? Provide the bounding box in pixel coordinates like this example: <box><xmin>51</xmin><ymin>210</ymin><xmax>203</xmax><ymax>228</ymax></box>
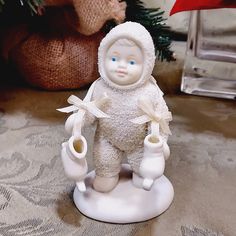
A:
<box><xmin>109</xmin><ymin>62</ymin><xmax>116</xmax><ymax>71</ymax></box>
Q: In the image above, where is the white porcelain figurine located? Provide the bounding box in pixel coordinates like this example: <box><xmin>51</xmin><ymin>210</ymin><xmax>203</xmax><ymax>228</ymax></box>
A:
<box><xmin>58</xmin><ymin>21</ymin><xmax>174</xmax><ymax>223</ymax></box>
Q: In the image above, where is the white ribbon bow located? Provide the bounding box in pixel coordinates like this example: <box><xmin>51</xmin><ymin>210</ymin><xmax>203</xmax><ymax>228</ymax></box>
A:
<box><xmin>130</xmin><ymin>96</ymin><xmax>172</xmax><ymax>135</ymax></box>
<box><xmin>57</xmin><ymin>93</ymin><xmax>110</xmax><ymax>119</ymax></box>
<box><xmin>57</xmin><ymin>93</ymin><xmax>110</xmax><ymax>138</ymax></box>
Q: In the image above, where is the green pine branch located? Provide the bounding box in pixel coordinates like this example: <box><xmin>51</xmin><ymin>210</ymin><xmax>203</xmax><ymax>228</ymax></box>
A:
<box><xmin>125</xmin><ymin>0</ymin><xmax>174</xmax><ymax>61</ymax></box>
<box><xmin>0</xmin><ymin>0</ymin><xmax>44</xmax><ymax>14</ymax></box>
<box><xmin>104</xmin><ymin>0</ymin><xmax>174</xmax><ymax>61</ymax></box>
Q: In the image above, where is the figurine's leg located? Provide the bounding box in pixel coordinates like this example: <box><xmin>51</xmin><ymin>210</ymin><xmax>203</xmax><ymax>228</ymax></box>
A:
<box><xmin>126</xmin><ymin>146</ymin><xmax>144</xmax><ymax>189</ymax></box>
<box><xmin>93</xmin><ymin>136</ymin><xmax>123</xmax><ymax>192</ymax></box>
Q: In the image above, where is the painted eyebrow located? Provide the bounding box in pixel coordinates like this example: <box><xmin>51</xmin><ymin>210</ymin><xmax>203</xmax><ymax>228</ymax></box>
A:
<box><xmin>128</xmin><ymin>55</ymin><xmax>138</xmax><ymax>60</ymax></box>
<box><xmin>128</xmin><ymin>54</ymin><xmax>140</xmax><ymax>59</ymax></box>
<box><xmin>111</xmin><ymin>51</ymin><xmax>120</xmax><ymax>56</ymax></box>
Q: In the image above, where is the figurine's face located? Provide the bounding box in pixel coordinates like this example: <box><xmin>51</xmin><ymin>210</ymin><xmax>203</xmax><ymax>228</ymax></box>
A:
<box><xmin>105</xmin><ymin>39</ymin><xmax>143</xmax><ymax>86</ymax></box>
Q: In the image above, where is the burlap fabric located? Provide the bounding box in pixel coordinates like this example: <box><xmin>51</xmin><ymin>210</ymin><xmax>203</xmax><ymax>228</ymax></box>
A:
<box><xmin>44</xmin><ymin>0</ymin><xmax>127</xmax><ymax>35</ymax></box>
<box><xmin>71</xmin><ymin>0</ymin><xmax>126</xmax><ymax>35</ymax></box>
<box><xmin>10</xmin><ymin>29</ymin><xmax>104</xmax><ymax>90</ymax></box>
<box><xmin>0</xmin><ymin>0</ymin><xmax>127</xmax><ymax>90</ymax></box>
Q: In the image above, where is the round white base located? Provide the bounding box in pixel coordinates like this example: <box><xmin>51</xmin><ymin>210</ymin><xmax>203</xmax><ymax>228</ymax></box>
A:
<box><xmin>73</xmin><ymin>164</ymin><xmax>174</xmax><ymax>223</ymax></box>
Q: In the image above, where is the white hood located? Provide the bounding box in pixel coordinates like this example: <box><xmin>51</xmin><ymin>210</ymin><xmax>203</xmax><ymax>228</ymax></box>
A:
<box><xmin>98</xmin><ymin>21</ymin><xmax>156</xmax><ymax>90</ymax></box>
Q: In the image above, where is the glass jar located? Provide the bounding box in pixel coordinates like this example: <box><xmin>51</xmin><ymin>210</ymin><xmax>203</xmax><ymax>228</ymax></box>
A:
<box><xmin>181</xmin><ymin>9</ymin><xmax>236</xmax><ymax>99</ymax></box>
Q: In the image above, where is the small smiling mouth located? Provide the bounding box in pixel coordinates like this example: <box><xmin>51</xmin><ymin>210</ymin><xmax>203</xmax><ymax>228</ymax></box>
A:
<box><xmin>116</xmin><ymin>70</ymin><xmax>128</xmax><ymax>76</ymax></box>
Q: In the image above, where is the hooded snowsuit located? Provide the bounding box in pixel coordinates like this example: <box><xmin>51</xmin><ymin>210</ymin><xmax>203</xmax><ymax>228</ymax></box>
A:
<box><xmin>87</xmin><ymin>22</ymin><xmax>171</xmax><ymax>178</ymax></box>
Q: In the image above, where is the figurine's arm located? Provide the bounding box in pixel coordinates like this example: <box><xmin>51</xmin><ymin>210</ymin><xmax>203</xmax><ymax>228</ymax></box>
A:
<box><xmin>152</xmin><ymin>93</ymin><xmax>169</xmax><ymax>137</ymax></box>
<box><xmin>83</xmin><ymin>93</ymin><xmax>109</xmax><ymax>127</ymax></box>
<box><xmin>130</xmin><ymin>93</ymin><xmax>172</xmax><ymax>190</ymax></box>
<box><xmin>65</xmin><ymin>109</ymin><xmax>96</xmax><ymax>135</ymax></box>
<box><xmin>65</xmin><ymin>88</ymin><xmax>109</xmax><ymax>134</ymax></box>
<box><xmin>151</xmin><ymin>91</ymin><xmax>172</xmax><ymax>160</ymax></box>
<box><xmin>57</xmin><ymin>87</ymin><xmax>109</xmax><ymax>192</ymax></box>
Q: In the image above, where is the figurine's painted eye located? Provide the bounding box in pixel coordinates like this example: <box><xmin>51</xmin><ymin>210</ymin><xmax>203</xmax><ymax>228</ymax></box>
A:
<box><xmin>129</xmin><ymin>60</ymin><xmax>136</xmax><ymax>65</ymax></box>
<box><xmin>111</xmin><ymin>57</ymin><xmax>117</xmax><ymax>62</ymax></box>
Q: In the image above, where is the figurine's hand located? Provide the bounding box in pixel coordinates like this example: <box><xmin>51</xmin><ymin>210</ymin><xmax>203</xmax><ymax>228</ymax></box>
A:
<box><xmin>163</xmin><ymin>141</ymin><xmax>170</xmax><ymax>160</ymax></box>
<box><xmin>65</xmin><ymin>113</ymin><xmax>76</xmax><ymax>134</ymax></box>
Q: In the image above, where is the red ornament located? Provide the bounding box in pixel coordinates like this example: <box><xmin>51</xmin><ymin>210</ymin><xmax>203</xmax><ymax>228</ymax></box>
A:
<box><xmin>170</xmin><ymin>0</ymin><xmax>236</xmax><ymax>15</ymax></box>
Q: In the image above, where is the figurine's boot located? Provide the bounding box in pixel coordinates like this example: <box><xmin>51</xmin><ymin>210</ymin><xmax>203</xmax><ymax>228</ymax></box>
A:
<box><xmin>61</xmin><ymin>135</ymin><xmax>88</xmax><ymax>192</ymax></box>
<box><xmin>139</xmin><ymin>134</ymin><xmax>165</xmax><ymax>191</ymax></box>
<box><xmin>132</xmin><ymin>172</ymin><xmax>144</xmax><ymax>189</ymax></box>
<box><xmin>93</xmin><ymin>174</ymin><xmax>119</xmax><ymax>193</ymax></box>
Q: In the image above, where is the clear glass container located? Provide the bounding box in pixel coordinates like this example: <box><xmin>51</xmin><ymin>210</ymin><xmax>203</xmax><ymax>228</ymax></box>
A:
<box><xmin>181</xmin><ymin>9</ymin><xmax>236</xmax><ymax>99</ymax></box>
